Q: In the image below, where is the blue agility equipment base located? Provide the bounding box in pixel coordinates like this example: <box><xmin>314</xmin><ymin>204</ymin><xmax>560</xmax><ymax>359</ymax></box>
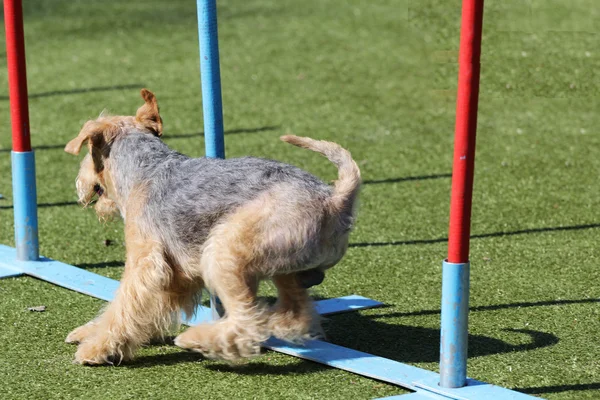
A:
<box><xmin>0</xmin><ymin>245</ymin><xmax>534</xmax><ymax>400</ymax></box>
<box><xmin>440</xmin><ymin>260</ymin><xmax>470</xmax><ymax>388</ymax></box>
<box><xmin>1</xmin><ymin>0</ymin><xmax>541</xmax><ymax>398</ymax></box>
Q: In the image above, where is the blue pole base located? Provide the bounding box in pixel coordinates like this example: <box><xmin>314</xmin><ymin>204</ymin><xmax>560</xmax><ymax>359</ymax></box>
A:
<box><xmin>11</xmin><ymin>151</ymin><xmax>39</xmax><ymax>261</ymax></box>
<box><xmin>440</xmin><ymin>259</ymin><xmax>470</xmax><ymax>388</ymax></box>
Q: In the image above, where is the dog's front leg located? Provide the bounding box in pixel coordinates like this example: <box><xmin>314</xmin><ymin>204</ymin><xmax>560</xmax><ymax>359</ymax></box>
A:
<box><xmin>74</xmin><ymin>235</ymin><xmax>175</xmax><ymax>365</ymax></box>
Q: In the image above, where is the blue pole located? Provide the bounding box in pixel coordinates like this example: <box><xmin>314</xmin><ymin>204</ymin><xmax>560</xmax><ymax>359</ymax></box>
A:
<box><xmin>11</xmin><ymin>151</ymin><xmax>39</xmax><ymax>261</ymax></box>
<box><xmin>197</xmin><ymin>0</ymin><xmax>225</xmax><ymax>318</ymax></box>
<box><xmin>439</xmin><ymin>260</ymin><xmax>470</xmax><ymax>387</ymax></box>
<box><xmin>197</xmin><ymin>0</ymin><xmax>225</xmax><ymax>159</ymax></box>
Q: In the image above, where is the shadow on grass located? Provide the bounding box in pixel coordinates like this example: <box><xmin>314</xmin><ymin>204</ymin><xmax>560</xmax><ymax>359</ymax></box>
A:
<box><xmin>322</xmin><ymin>312</ymin><xmax>558</xmax><ymax>365</ymax></box>
<box><xmin>0</xmin><ymin>83</ymin><xmax>145</xmax><ymax>101</ymax></box>
<box><xmin>350</xmin><ymin>223</ymin><xmax>600</xmax><ymax>248</ymax></box>
<box><xmin>164</xmin><ymin>125</ymin><xmax>279</xmax><ymax>140</ymax></box>
<box><xmin>126</xmin><ymin>319</ymin><xmax>556</xmax><ymax>370</ymax></box>
<box><xmin>76</xmin><ymin>261</ymin><xmax>123</xmax><ymax>269</ymax></box>
<box><xmin>203</xmin><ymin>360</ymin><xmax>329</xmax><ymax>375</ymax></box>
<box><xmin>513</xmin><ymin>382</ymin><xmax>600</xmax><ymax>395</ymax></box>
<box><xmin>368</xmin><ymin>298</ymin><xmax>600</xmax><ymax>318</ymax></box>
<box><xmin>0</xmin><ymin>126</ymin><xmax>279</xmax><ymax>153</ymax></box>
<box><xmin>362</xmin><ymin>173</ymin><xmax>451</xmax><ymax>185</ymax></box>
<box><xmin>127</xmin><ymin>351</ymin><xmax>330</xmax><ymax>375</ymax></box>
<box><xmin>126</xmin><ymin>351</ymin><xmax>204</xmax><ymax>368</ymax></box>
<box><xmin>0</xmin><ymin>201</ymin><xmax>79</xmax><ymax>210</ymax></box>
<box><xmin>120</xmin><ymin>295</ymin><xmax>563</xmax><ymax>369</ymax></box>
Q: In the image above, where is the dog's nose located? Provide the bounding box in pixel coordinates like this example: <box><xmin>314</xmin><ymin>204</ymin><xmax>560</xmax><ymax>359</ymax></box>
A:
<box><xmin>94</xmin><ymin>184</ymin><xmax>104</xmax><ymax>197</ymax></box>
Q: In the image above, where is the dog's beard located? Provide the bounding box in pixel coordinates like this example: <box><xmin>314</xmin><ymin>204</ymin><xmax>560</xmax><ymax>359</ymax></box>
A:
<box><xmin>94</xmin><ymin>196</ymin><xmax>119</xmax><ymax>222</ymax></box>
<box><xmin>75</xmin><ymin>177</ymin><xmax>119</xmax><ymax>222</ymax></box>
<box><xmin>76</xmin><ymin>176</ymin><xmax>97</xmax><ymax>207</ymax></box>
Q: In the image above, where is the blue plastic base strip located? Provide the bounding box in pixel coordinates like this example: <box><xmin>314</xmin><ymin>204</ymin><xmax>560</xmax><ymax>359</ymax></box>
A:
<box><xmin>0</xmin><ymin>264</ymin><xmax>23</xmax><ymax>278</ymax></box>
<box><xmin>265</xmin><ymin>337</ymin><xmax>438</xmax><ymax>391</ymax></box>
<box><xmin>378</xmin><ymin>393</ymin><xmax>448</xmax><ymax>400</ymax></box>
<box><xmin>185</xmin><ymin>294</ymin><xmax>384</xmax><ymax>325</ymax></box>
<box><xmin>266</xmin><ymin>339</ymin><xmax>538</xmax><ymax>399</ymax></box>
<box><xmin>0</xmin><ymin>245</ymin><xmax>383</xmax><ymax>320</ymax></box>
<box><xmin>0</xmin><ymin>244</ymin><xmax>538</xmax><ymax>400</ymax></box>
<box><xmin>315</xmin><ymin>295</ymin><xmax>383</xmax><ymax>315</ymax></box>
<box><xmin>0</xmin><ymin>245</ymin><xmax>118</xmax><ymax>300</ymax></box>
<box><xmin>414</xmin><ymin>376</ymin><xmax>537</xmax><ymax>400</ymax></box>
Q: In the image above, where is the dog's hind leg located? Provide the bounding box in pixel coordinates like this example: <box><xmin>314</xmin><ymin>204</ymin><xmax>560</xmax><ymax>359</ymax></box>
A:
<box><xmin>267</xmin><ymin>273</ymin><xmax>322</xmax><ymax>342</ymax></box>
<box><xmin>173</xmin><ymin>244</ymin><xmax>267</xmax><ymax>360</ymax></box>
<box><xmin>174</xmin><ymin>206</ymin><xmax>270</xmax><ymax>360</ymax></box>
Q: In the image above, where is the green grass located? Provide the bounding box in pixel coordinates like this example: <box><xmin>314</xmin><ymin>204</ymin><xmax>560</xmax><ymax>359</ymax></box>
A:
<box><xmin>1</xmin><ymin>0</ymin><xmax>599</xmax><ymax>399</ymax></box>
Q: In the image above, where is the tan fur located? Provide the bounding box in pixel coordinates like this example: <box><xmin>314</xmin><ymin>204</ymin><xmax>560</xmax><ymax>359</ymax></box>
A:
<box><xmin>64</xmin><ymin>90</ymin><xmax>360</xmax><ymax>364</ymax></box>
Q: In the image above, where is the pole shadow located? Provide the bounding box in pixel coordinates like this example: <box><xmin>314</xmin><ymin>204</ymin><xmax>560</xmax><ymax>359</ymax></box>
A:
<box><xmin>0</xmin><ymin>201</ymin><xmax>79</xmax><ymax>210</ymax></box>
<box><xmin>0</xmin><ymin>83</ymin><xmax>145</xmax><ymax>101</ymax></box>
<box><xmin>0</xmin><ymin>126</ymin><xmax>279</xmax><ymax>153</ymax></box>
<box><xmin>350</xmin><ymin>223</ymin><xmax>600</xmax><ymax>248</ymax></box>
<box><xmin>321</xmin><ymin>312</ymin><xmax>558</xmax><ymax>364</ymax></box>
<box><xmin>368</xmin><ymin>298</ymin><xmax>600</xmax><ymax>319</ymax></box>
<box><xmin>363</xmin><ymin>173</ymin><xmax>451</xmax><ymax>185</ymax></box>
<box><xmin>164</xmin><ymin>125</ymin><xmax>279</xmax><ymax>140</ymax></box>
<box><xmin>75</xmin><ymin>261</ymin><xmax>123</xmax><ymax>269</ymax></box>
<box><xmin>513</xmin><ymin>383</ymin><xmax>600</xmax><ymax>395</ymax></box>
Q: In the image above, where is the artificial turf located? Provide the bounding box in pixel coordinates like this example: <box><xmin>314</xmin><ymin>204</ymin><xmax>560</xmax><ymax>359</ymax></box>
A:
<box><xmin>0</xmin><ymin>1</ymin><xmax>599</xmax><ymax>399</ymax></box>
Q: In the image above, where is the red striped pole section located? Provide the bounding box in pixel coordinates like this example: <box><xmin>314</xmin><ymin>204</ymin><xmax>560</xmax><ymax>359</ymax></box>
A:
<box><xmin>447</xmin><ymin>0</ymin><xmax>484</xmax><ymax>264</ymax></box>
<box><xmin>4</xmin><ymin>0</ymin><xmax>32</xmax><ymax>152</ymax></box>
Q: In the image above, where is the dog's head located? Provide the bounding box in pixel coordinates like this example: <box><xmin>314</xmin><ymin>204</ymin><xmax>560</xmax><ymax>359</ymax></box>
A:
<box><xmin>64</xmin><ymin>89</ymin><xmax>163</xmax><ymax>220</ymax></box>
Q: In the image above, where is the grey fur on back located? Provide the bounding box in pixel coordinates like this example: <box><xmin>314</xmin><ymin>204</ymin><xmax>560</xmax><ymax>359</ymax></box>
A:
<box><xmin>109</xmin><ymin>131</ymin><xmax>333</xmax><ymax>246</ymax></box>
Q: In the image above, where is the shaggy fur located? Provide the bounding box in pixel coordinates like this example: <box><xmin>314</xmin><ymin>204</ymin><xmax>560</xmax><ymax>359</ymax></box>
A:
<box><xmin>64</xmin><ymin>89</ymin><xmax>361</xmax><ymax>365</ymax></box>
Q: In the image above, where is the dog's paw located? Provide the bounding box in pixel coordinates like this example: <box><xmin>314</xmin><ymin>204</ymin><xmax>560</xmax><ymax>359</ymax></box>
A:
<box><xmin>268</xmin><ymin>311</ymin><xmax>320</xmax><ymax>343</ymax></box>
<box><xmin>65</xmin><ymin>322</ymin><xmax>97</xmax><ymax>344</ymax></box>
<box><xmin>73</xmin><ymin>337</ymin><xmax>130</xmax><ymax>366</ymax></box>
<box><xmin>74</xmin><ymin>342</ymin><xmax>115</xmax><ymax>365</ymax></box>
<box><xmin>174</xmin><ymin>322</ymin><xmax>264</xmax><ymax>361</ymax></box>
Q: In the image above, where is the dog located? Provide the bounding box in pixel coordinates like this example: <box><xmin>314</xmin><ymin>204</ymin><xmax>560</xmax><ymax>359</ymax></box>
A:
<box><xmin>63</xmin><ymin>89</ymin><xmax>361</xmax><ymax>365</ymax></box>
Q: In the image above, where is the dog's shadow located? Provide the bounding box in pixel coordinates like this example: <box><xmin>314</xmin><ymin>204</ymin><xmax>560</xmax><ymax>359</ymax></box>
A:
<box><xmin>320</xmin><ymin>311</ymin><xmax>558</xmax><ymax>364</ymax></box>
<box><xmin>124</xmin><ymin>299</ymin><xmax>558</xmax><ymax>374</ymax></box>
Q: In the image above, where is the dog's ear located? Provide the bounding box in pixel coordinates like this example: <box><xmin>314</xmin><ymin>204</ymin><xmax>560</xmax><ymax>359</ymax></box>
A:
<box><xmin>135</xmin><ymin>88</ymin><xmax>163</xmax><ymax>136</ymax></box>
<box><xmin>64</xmin><ymin>120</ymin><xmax>115</xmax><ymax>155</ymax></box>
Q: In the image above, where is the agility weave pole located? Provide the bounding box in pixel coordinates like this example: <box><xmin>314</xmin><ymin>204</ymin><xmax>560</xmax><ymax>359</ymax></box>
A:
<box><xmin>4</xmin><ymin>0</ymin><xmax>39</xmax><ymax>264</ymax></box>
<box><xmin>440</xmin><ymin>0</ymin><xmax>485</xmax><ymax>389</ymax></box>
<box><xmin>197</xmin><ymin>0</ymin><xmax>226</xmax><ymax>320</ymax></box>
<box><xmin>1</xmin><ymin>0</ymin><xmax>538</xmax><ymax>398</ymax></box>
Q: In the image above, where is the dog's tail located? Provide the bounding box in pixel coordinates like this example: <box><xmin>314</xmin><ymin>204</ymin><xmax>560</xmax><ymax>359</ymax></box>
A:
<box><xmin>280</xmin><ymin>135</ymin><xmax>361</xmax><ymax>216</ymax></box>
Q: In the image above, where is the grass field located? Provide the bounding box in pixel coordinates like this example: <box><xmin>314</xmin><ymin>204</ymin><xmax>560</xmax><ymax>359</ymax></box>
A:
<box><xmin>1</xmin><ymin>1</ymin><xmax>599</xmax><ymax>399</ymax></box>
